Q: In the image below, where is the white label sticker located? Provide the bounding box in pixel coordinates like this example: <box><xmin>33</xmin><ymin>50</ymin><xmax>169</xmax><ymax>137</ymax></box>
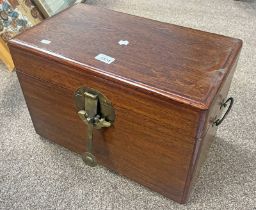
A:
<box><xmin>95</xmin><ymin>54</ymin><xmax>115</xmax><ymax>64</ymax></box>
<box><xmin>40</xmin><ymin>39</ymin><xmax>51</xmax><ymax>44</ymax></box>
<box><xmin>118</xmin><ymin>40</ymin><xmax>129</xmax><ymax>46</ymax></box>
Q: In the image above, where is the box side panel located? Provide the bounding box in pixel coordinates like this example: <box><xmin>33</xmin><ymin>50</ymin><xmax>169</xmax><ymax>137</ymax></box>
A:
<box><xmin>182</xmin><ymin>58</ymin><xmax>239</xmax><ymax>203</ymax></box>
<box><xmin>13</xmin><ymin>48</ymin><xmax>200</xmax><ymax>203</ymax></box>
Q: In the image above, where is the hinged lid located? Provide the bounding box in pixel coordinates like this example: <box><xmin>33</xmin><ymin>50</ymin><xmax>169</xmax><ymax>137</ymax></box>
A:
<box><xmin>9</xmin><ymin>4</ymin><xmax>242</xmax><ymax>110</ymax></box>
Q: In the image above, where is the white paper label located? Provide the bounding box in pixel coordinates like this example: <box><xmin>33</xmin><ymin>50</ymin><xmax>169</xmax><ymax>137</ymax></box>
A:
<box><xmin>95</xmin><ymin>54</ymin><xmax>115</xmax><ymax>64</ymax></box>
<box><xmin>40</xmin><ymin>39</ymin><xmax>51</xmax><ymax>44</ymax></box>
<box><xmin>118</xmin><ymin>40</ymin><xmax>129</xmax><ymax>46</ymax></box>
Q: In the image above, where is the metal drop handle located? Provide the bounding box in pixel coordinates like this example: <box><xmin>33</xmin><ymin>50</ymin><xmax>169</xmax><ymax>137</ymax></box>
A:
<box><xmin>214</xmin><ymin>97</ymin><xmax>234</xmax><ymax>126</ymax></box>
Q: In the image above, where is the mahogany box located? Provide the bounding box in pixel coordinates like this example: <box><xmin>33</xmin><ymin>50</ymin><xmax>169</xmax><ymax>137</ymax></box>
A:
<box><xmin>8</xmin><ymin>4</ymin><xmax>242</xmax><ymax>203</ymax></box>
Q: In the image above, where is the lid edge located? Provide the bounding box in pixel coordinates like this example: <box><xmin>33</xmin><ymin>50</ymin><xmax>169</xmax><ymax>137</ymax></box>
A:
<box><xmin>9</xmin><ymin>39</ymin><xmax>239</xmax><ymax>110</ymax></box>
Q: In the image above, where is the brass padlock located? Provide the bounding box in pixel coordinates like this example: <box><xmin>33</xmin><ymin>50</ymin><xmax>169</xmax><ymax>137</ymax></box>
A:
<box><xmin>74</xmin><ymin>87</ymin><xmax>115</xmax><ymax>167</ymax></box>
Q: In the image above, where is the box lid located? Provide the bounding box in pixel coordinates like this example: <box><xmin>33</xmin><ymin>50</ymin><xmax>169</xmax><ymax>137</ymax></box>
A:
<box><xmin>9</xmin><ymin>4</ymin><xmax>242</xmax><ymax>110</ymax></box>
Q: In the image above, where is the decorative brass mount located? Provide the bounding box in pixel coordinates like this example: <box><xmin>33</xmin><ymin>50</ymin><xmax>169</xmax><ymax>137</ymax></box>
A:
<box><xmin>74</xmin><ymin>87</ymin><xmax>115</xmax><ymax>167</ymax></box>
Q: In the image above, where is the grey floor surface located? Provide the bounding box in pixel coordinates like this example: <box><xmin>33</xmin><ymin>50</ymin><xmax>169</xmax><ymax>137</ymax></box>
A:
<box><xmin>0</xmin><ymin>0</ymin><xmax>256</xmax><ymax>209</ymax></box>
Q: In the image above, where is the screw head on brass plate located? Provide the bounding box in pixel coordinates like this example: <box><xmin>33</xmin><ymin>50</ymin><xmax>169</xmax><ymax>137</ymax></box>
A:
<box><xmin>82</xmin><ymin>152</ymin><xmax>97</xmax><ymax>167</ymax></box>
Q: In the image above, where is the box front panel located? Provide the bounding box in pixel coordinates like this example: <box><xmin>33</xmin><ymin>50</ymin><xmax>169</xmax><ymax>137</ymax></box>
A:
<box><xmin>14</xmin><ymin>49</ymin><xmax>201</xmax><ymax>203</ymax></box>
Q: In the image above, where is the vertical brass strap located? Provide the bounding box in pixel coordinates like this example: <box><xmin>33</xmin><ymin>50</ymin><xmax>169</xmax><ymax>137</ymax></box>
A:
<box><xmin>75</xmin><ymin>87</ymin><xmax>115</xmax><ymax>167</ymax></box>
<box><xmin>84</xmin><ymin>92</ymin><xmax>98</xmax><ymax>118</ymax></box>
<box><xmin>87</xmin><ymin>123</ymin><xmax>94</xmax><ymax>155</ymax></box>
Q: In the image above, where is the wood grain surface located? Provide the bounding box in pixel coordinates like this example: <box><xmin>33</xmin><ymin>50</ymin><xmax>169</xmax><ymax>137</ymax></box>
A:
<box><xmin>9</xmin><ymin>4</ymin><xmax>242</xmax><ymax>203</ymax></box>
<box><xmin>9</xmin><ymin>4</ymin><xmax>242</xmax><ymax>109</ymax></box>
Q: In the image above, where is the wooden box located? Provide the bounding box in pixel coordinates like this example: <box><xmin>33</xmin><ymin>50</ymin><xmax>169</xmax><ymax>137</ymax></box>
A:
<box><xmin>9</xmin><ymin>4</ymin><xmax>242</xmax><ymax>203</ymax></box>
